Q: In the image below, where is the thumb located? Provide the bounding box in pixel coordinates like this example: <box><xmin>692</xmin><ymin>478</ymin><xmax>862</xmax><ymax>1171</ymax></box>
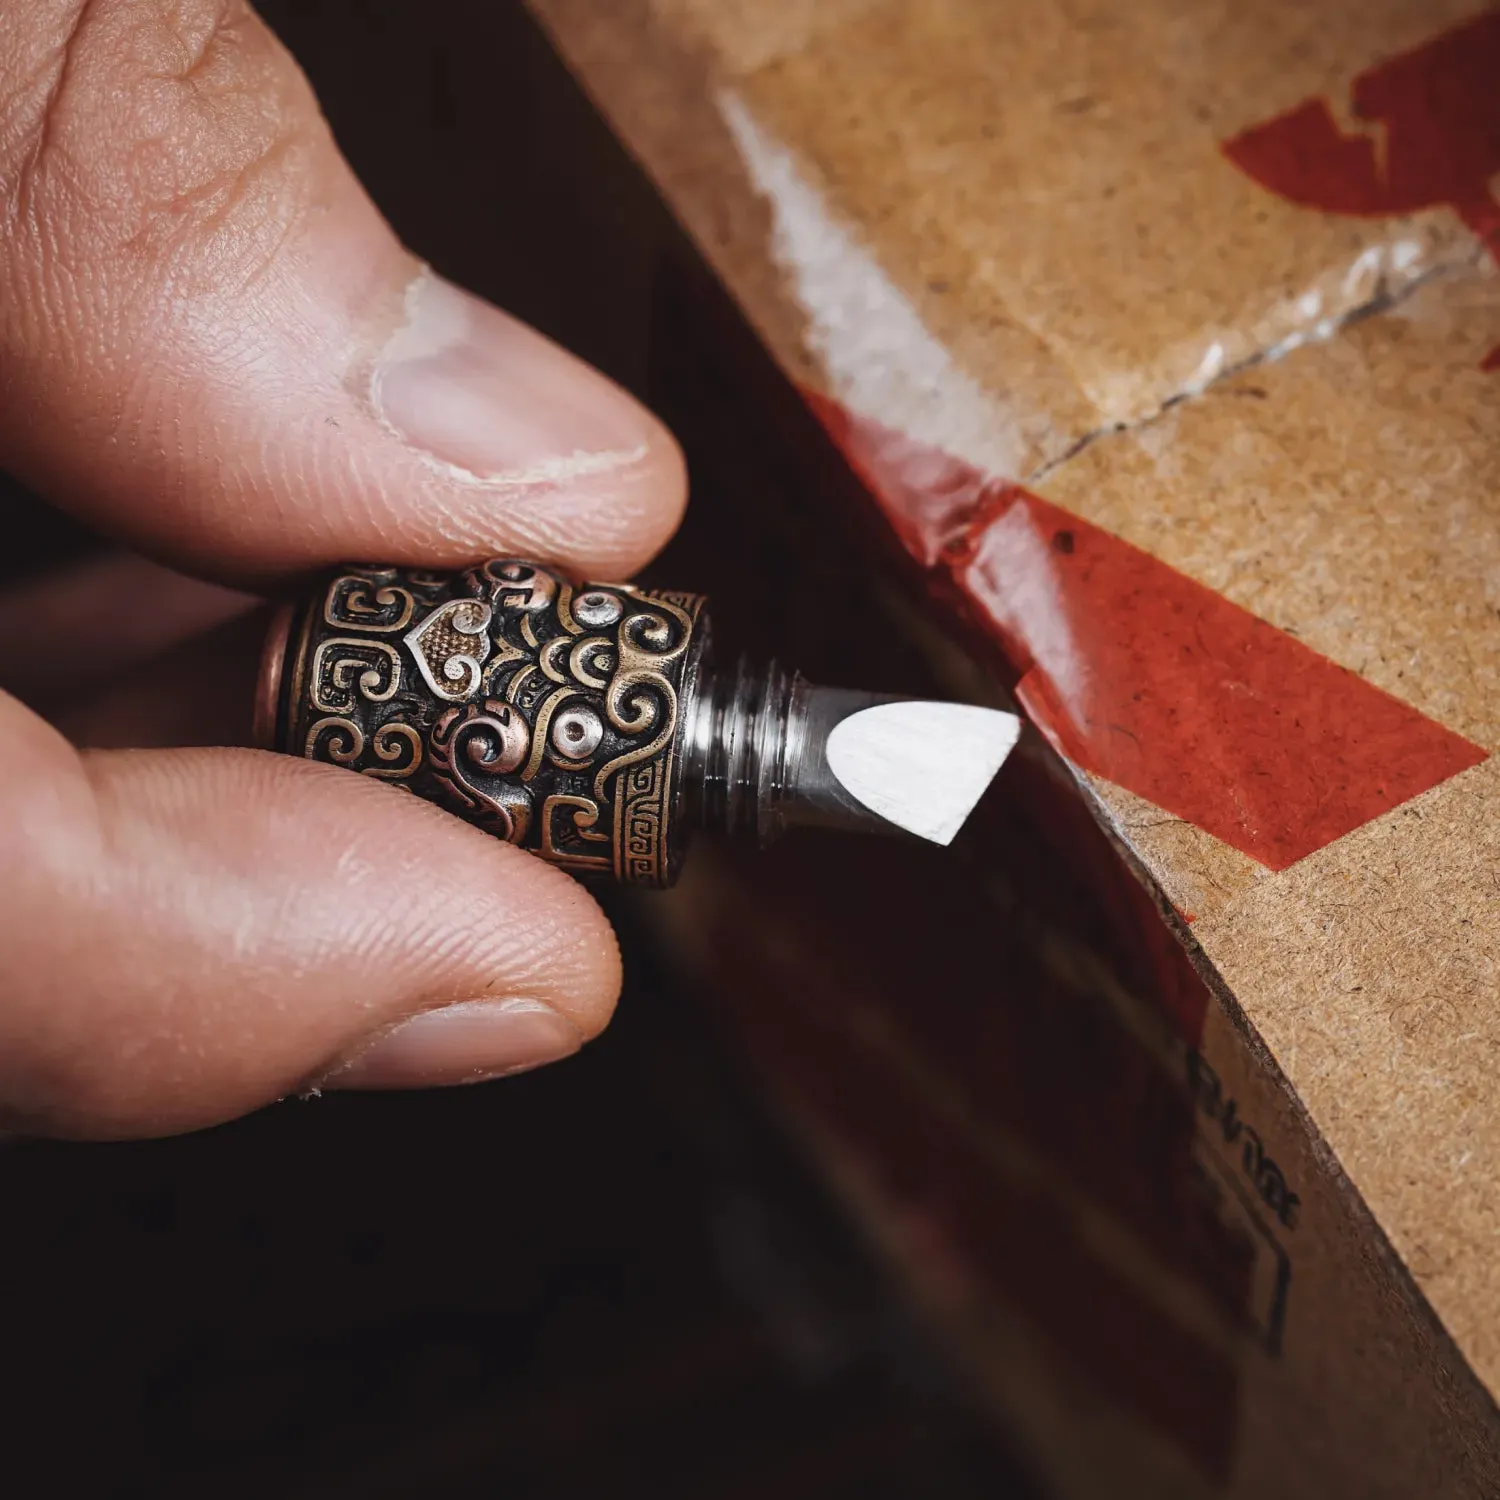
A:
<box><xmin>0</xmin><ymin>0</ymin><xmax>685</xmax><ymax>582</ymax></box>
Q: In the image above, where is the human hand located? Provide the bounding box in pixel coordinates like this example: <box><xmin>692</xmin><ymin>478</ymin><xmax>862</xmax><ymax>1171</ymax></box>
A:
<box><xmin>0</xmin><ymin>2</ymin><xmax>686</xmax><ymax>1137</ymax></box>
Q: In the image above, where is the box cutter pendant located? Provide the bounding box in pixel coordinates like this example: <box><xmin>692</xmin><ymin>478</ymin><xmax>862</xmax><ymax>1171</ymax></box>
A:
<box><xmin>256</xmin><ymin>560</ymin><xmax>1022</xmax><ymax>887</ymax></box>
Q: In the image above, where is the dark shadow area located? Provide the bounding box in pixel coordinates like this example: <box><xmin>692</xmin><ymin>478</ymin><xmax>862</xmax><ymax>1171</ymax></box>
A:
<box><xmin>0</xmin><ymin>928</ymin><xmax>1031</xmax><ymax>1498</ymax></box>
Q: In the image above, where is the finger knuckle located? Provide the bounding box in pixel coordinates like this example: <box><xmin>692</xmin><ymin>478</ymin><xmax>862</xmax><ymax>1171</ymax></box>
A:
<box><xmin>1</xmin><ymin>0</ymin><xmax>319</xmax><ymax>301</ymax></box>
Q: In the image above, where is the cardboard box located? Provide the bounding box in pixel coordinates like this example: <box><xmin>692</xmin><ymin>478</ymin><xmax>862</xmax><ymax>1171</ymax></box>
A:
<box><xmin>526</xmin><ymin>1</ymin><xmax>1500</xmax><ymax>1492</ymax></box>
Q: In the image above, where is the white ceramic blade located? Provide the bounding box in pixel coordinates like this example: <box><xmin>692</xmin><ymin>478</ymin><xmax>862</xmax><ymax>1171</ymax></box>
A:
<box><xmin>824</xmin><ymin>701</ymin><xmax>1022</xmax><ymax>846</ymax></box>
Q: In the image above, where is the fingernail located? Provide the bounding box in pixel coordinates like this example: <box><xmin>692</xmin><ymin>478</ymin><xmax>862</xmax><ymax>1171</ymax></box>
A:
<box><xmin>371</xmin><ymin>269</ymin><xmax>651</xmax><ymax>488</ymax></box>
<box><xmin>325</xmin><ymin>999</ymin><xmax>583</xmax><ymax>1091</ymax></box>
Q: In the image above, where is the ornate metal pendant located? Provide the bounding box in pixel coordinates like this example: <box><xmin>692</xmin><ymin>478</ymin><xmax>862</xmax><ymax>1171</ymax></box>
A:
<box><xmin>258</xmin><ymin>559</ymin><xmax>1020</xmax><ymax>887</ymax></box>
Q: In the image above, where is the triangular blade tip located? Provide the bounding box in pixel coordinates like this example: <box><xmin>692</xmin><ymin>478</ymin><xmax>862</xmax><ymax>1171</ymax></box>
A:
<box><xmin>825</xmin><ymin>702</ymin><xmax>1022</xmax><ymax>846</ymax></box>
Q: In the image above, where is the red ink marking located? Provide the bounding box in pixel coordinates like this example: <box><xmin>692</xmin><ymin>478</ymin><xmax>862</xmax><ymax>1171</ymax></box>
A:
<box><xmin>809</xmin><ymin>394</ymin><xmax>1488</xmax><ymax>871</ymax></box>
<box><xmin>1223</xmin><ymin>10</ymin><xmax>1500</xmax><ymax>368</ymax></box>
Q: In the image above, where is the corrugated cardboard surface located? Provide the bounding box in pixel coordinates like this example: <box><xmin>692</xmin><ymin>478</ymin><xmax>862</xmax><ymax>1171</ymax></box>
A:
<box><xmin>526</xmin><ymin>0</ymin><xmax>1500</xmax><ymax>1475</ymax></box>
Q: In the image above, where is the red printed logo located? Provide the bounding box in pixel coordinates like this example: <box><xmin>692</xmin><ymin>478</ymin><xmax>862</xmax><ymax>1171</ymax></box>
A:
<box><xmin>1223</xmin><ymin>9</ymin><xmax>1500</xmax><ymax>370</ymax></box>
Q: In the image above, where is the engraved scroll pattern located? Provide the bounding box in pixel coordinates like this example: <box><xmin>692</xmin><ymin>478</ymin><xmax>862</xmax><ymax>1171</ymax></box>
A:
<box><xmin>287</xmin><ymin>562</ymin><xmax>704</xmax><ymax>884</ymax></box>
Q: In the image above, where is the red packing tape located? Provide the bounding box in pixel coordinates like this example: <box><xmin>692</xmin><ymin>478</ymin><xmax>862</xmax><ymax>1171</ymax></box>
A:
<box><xmin>808</xmin><ymin>394</ymin><xmax>1488</xmax><ymax>871</ymax></box>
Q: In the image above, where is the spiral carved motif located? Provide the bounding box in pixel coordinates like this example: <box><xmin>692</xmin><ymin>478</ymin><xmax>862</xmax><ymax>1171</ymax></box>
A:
<box><xmin>270</xmin><ymin>561</ymin><xmax>706</xmax><ymax>886</ymax></box>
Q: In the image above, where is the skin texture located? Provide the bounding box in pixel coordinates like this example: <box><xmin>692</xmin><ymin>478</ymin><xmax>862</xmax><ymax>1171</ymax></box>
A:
<box><xmin>0</xmin><ymin>1</ymin><xmax>689</xmax><ymax>1138</ymax></box>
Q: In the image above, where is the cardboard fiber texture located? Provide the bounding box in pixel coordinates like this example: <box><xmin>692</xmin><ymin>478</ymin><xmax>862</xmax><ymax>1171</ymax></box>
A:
<box><xmin>527</xmin><ymin>0</ymin><xmax>1500</xmax><ymax>1492</ymax></box>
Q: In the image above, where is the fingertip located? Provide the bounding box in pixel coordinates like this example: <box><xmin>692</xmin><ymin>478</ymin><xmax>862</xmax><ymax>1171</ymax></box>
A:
<box><xmin>519</xmin><ymin>856</ymin><xmax>624</xmax><ymax>1042</ymax></box>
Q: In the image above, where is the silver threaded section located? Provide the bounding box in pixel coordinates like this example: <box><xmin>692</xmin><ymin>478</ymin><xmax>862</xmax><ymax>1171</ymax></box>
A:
<box><xmin>688</xmin><ymin>656</ymin><xmax>797</xmax><ymax>842</ymax></box>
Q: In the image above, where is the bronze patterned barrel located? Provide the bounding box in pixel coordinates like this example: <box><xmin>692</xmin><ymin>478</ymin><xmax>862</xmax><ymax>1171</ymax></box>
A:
<box><xmin>258</xmin><ymin>560</ymin><xmax>707</xmax><ymax>886</ymax></box>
